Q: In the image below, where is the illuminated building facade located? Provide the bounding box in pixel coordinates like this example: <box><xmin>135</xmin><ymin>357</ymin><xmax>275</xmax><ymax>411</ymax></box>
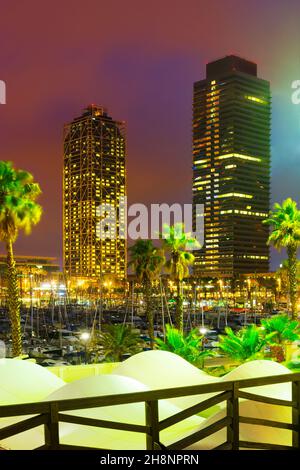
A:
<box><xmin>193</xmin><ymin>56</ymin><xmax>270</xmax><ymax>277</ymax></box>
<box><xmin>63</xmin><ymin>105</ymin><xmax>126</xmax><ymax>281</ymax></box>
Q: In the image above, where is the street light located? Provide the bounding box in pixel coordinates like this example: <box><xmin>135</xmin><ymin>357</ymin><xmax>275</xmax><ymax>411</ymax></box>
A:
<box><xmin>80</xmin><ymin>332</ymin><xmax>90</xmax><ymax>364</ymax></box>
<box><xmin>81</xmin><ymin>332</ymin><xmax>90</xmax><ymax>341</ymax></box>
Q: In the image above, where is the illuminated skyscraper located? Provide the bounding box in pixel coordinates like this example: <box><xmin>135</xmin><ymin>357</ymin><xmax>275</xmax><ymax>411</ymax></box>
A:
<box><xmin>193</xmin><ymin>56</ymin><xmax>270</xmax><ymax>277</ymax></box>
<box><xmin>63</xmin><ymin>105</ymin><xmax>126</xmax><ymax>281</ymax></box>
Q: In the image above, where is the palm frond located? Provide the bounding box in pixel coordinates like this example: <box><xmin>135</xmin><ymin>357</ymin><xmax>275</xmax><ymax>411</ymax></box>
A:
<box><xmin>261</xmin><ymin>314</ymin><xmax>300</xmax><ymax>344</ymax></box>
<box><xmin>218</xmin><ymin>325</ymin><xmax>267</xmax><ymax>362</ymax></box>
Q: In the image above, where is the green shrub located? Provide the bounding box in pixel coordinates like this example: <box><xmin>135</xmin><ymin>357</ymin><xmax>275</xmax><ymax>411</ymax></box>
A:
<box><xmin>217</xmin><ymin>325</ymin><xmax>274</xmax><ymax>363</ymax></box>
<box><xmin>156</xmin><ymin>324</ymin><xmax>214</xmax><ymax>368</ymax></box>
<box><xmin>261</xmin><ymin>314</ymin><xmax>300</xmax><ymax>343</ymax></box>
<box><xmin>261</xmin><ymin>314</ymin><xmax>300</xmax><ymax>362</ymax></box>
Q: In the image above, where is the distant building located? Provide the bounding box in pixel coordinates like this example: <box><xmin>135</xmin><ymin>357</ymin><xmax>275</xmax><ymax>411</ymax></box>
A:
<box><xmin>0</xmin><ymin>255</ymin><xmax>61</xmax><ymax>302</ymax></box>
<box><xmin>193</xmin><ymin>55</ymin><xmax>271</xmax><ymax>277</ymax></box>
<box><xmin>0</xmin><ymin>255</ymin><xmax>60</xmax><ymax>276</ymax></box>
<box><xmin>63</xmin><ymin>105</ymin><xmax>127</xmax><ymax>281</ymax></box>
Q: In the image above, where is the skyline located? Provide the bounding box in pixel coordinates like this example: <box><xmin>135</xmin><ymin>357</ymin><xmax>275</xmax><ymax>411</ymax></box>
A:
<box><xmin>1</xmin><ymin>0</ymin><xmax>300</xmax><ymax>270</ymax></box>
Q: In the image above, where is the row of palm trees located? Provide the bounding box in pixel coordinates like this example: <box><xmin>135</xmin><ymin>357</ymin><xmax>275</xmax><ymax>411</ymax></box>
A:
<box><xmin>93</xmin><ymin>313</ymin><xmax>300</xmax><ymax>368</ymax></box>
<box><xmin>0</xmin><ymin>159</ymin><xmax>300</xmax><ymax>357</ymax></box>
<box><xmin>129</xmin><ymin>224</ymin><xmax>198</xmax><ymax>347</ymax></box>
<box><xmin>129</xmin><ymin>197</ymin><xmax>300</xmax><ymax>346</ymax></box>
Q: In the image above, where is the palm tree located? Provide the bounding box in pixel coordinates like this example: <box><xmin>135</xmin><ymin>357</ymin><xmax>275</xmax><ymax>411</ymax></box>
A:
<box><xmin>156</xmin><ymin>324</ymin><xmax>214</xmax><ymax>368</ymax></box>
<box><xmin>98</xmin><ymin>324</ymin><xmax>144</xmax><ymax>362</ymax></box>
<box><xmin>161</xmin><ymin>223</ymin><xmax>199</xmax><ymax>331</ymax></box>
<box><xmin>264</xmin><ymin>198</ymin><xmax>300</xmax><ymax>319</ymax></box>
<box><xmin>0</xmin><ymin>161</ymin><xmax>42</xmax><ymax>356</ymax></box>
<box><xmin>261</xmin><ymin>314</ymin><xmax>300</xmax><ymax>343</ymax></box>
<box><xmin>217</xmin><ymin>325</ymin><xmax>274</xmax><ymax>363</ymax></box>
<box><xmin>128</xmin><ymin>239</ymin><xmax>165</xmax><ymax>348</ymax></box>
<box><xmin>261</xmin><ymin>314</ymin><xmax>300</xmax><ymax>361</ymax></box>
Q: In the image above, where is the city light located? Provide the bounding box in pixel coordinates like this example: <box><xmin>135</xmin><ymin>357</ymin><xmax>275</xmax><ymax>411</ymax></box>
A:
<box><xmin>80</xmin><ymin>332</ymin><xmax>90</xmax><ymax>342</ymax></box>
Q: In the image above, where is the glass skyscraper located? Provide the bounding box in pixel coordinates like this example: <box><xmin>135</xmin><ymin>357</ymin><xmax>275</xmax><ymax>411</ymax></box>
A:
<box><xmin>193</xmin><ymin>56</ymin><xmax>271</xmax><ymax>277</ymax></box>
<box><xmin>63</xmin><ymin>105</ymin><xmax>126</xmax><ymax>281</ymax></box>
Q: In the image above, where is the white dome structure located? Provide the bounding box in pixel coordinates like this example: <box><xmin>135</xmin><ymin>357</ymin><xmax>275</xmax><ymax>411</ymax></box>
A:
<box><xmin>0</xmin><ymin>370</ymin><xmax>204</xmax><ymax>450</ymax></box>
<box><xmin>0</xmin><ymin>359</ymin><xmax>65</xmax><ymax>404</ymax></box>
<box><xmin>187</xmin><ymin>398</ymin><xmax>292</xmax><ymax>450</ymax></box>
<box><xmin>113</xmin><ymin>350</ymin><xmax>219</xmax><ymax>409</ymax></box>
<box><xmin>221</xmin><ymin>359</ymin><xmax>291</xmax><ymax>399</ymax></box>
<box><xmin>0</xmin><ymin>359</ymin><xmax>65</xmax><ymax>450</ymax></box>
<box><xmin>0</xmin><ymin>386</ymin><xmax>19</xmax><ymax>406</ymax></box>
<box><xmin>0</xmin><ymin>356</ymin><xmax>296</xmax><ymax>450</ymax></box>
<box><xmin>187</xmin><ymin>360</ymin><xmax>293</xmax><ymax>449</ymax></box>
<box><xmin>45</xmin><ymin>374</ymin><xmax>204</xmax><ymax>450</ymax></box>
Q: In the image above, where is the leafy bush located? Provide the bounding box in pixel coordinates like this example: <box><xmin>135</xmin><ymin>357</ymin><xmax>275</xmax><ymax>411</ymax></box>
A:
<box><xmin>285</xmin><ymin>360</ymin><xmax>300</xmax><ymax>371</ymax></box>
<box><xmin>98</xmin><ymin>324</ymin><xmax>144</xmax><ymax>362</ymax></box>
<box><xmin>217</xmin><ymin>325</ymin><xmax>274</xmax><ymax>363</ymax></box>
<box><xmin>155</xmin><ymin>324</ymin><xmax>214</xmax><ymax>368</ymax></box>
<box><xmin>260</xmin><ymin>314</ymin><xmax>300</xmax><ymax>362</ymax></box>
<box><xmin>261</xmin><ymin>314</ymin><xmax>300</xmax><ymax>344</ymax></box>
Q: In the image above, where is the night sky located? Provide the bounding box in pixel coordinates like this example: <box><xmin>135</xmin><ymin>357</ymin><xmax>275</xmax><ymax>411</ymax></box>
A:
<box><xmin>0</xmin><ymin>0</ymin><xmax>300</xmax><ymax>270</ymax></box>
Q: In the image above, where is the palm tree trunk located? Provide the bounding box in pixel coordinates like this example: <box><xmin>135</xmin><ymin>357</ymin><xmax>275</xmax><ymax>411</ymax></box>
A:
<box><xmin>117</xmin><ymin>352</ymin><xmax>122</xmax><ymax>362</ymax></box>
<box><xmin>287</xmin><ymin>244</ymin><xmax>298</xmax><ymax>320</ymax></box>
<box><xmin>175</xmin><ymin>279</ymin><xmax>183</xmax><ymax>332</ymax></box>
<box><xmin>145</xmin><ymin>281</ymin><xmax>154</xmax><ymax>349</ymax></box>
<box><xmin>6</xmin><ymin>239</ymin><xmax>22</xmax><ymax>356</ymax></box>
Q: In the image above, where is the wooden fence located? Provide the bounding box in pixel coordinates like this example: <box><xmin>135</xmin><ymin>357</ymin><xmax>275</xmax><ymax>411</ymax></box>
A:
<box><xmin>0</xmin><ymin>372</ymin><xmax>300</xmax><ymax>450</ymax></box>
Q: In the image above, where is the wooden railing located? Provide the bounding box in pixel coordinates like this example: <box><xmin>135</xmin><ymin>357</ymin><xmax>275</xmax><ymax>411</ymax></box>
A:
<box><xmin>0</xmin><ymin>372</ymin><xmax>300</xmax><ymax>450</ymax></box>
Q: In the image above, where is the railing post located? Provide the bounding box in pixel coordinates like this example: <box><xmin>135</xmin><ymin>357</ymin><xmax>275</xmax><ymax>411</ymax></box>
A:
<box><xmin>226</xmin><ymin>387</ymin><xmax>233</xmax><ymax>449</ymax></box>
<box><xmin>44</xmin><ymin>402</ymin><xmax>60</xmax><ymax>449</ymax></box>
<box><xmin>228</xmin><ymin>381</ymin><xmax>239</xmax><ymax>450</ymax></box>
<box><xmin>145</xmin><ymin>400</ymin><xmax>160</xmax><ymax>450</ymax></box>
<box><xmin>292</xmin><ymin>380</ymin><xmax>300</xmax><ymax>449</ymax></box>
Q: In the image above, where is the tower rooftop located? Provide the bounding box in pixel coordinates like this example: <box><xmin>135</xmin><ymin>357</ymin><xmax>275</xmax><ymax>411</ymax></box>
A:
<box><xmin>206</xmin><ymin>55</ymin><xmax>257</xmax><ymax>79</ymax></box>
